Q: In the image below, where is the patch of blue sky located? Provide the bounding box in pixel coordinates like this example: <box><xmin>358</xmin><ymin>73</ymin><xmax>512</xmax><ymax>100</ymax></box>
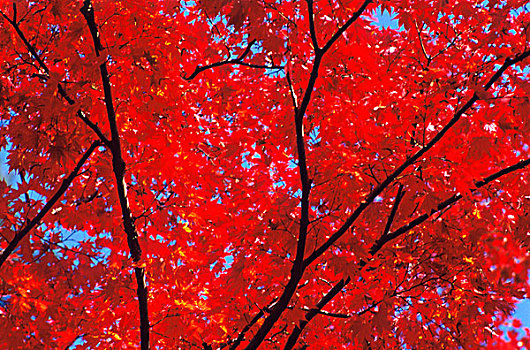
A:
<box><xmin>372</xmin><ymin>6</ymin><xmax>401</xmax><ymax>30</ymax></box>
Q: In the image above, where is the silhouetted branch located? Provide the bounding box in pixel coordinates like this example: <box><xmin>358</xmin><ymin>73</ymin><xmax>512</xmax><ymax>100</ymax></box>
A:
<box><xmin>320</xmin><ymin>0</ymin><xmax>373</xmax><ymax>54</ymax></box>
<box><xmin>382</xmin><ymin>184</ymin><xmax>405</xmax><ymax>237</ymax></box>
<box><xmin>80</xmin><ymin>1</ymin><xmax>150</xmax><ymax>348</ymax></box>
<box><xmin>371</xmin><ymin>157</ymin><xmax>530</xmax><ymax>254</ymax></box>
<box><xmin>283</xmin><ymin>277</ymin><xmax>350</xmax><ymax>349</ymax></box>
<box><xmin>0</xmin><ymin>140</ymin><xmax>101</xmax><ymax>268</ymax></box>
<box><xmin>228</xmin><ymin>300</ymin><xmax>276</xmax><ymax>350</ymax></box>
<box><xmin>283</xmin><ymin>156</ymin><xmax>530</xmax><ymax>348</ymax></box>
<box><xmin>243</xmin><ymin>3</ymin><xmax>373</xmax><ymax>348</ymax></box>
<box><xmin>183</xmin><ymin>39</ymin><xmax>283</xmax><ymax>80</ymax></box>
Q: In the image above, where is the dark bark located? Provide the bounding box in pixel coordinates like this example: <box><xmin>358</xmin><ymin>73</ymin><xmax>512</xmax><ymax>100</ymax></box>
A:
<box><xmin>80</xmin><ymin>1</ymin><xmax>150</xmax><ymax>348</ymax></box>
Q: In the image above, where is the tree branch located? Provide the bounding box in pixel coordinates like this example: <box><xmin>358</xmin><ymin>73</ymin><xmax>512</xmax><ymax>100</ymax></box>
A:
<box><xmin>283</xmin><ymin>276</ymin><xmax>351</xmax><ymax>350</ymax></box>
<box><xmin>320</xmin><ymin>0</ymin><xmax>372</xmax><ymax>54</ymax></box>
<box><xmin>228</xmin><ymin>300</ymin><xmax>275</xmax><ymax>350</ymax></box>
<box><xmin>228</xmin><ymin>309</ymin><xmax>264</xmax><ymax>350</ymax></box>
<box><xmin>283</xmin><ymin>185</ymin><xmax>403</xmax><ymax>349</ymax></box>
<box><xmin>370</xmin><ymin>157</ymin><xmax>530</xmax><ymax>254</ymax></box>
<box><xmin>303</xmin><ymin>48</ymin><xmax>530</xmax><ymax>268</ymax></box>
<box><xmin>0</xmin><ymin>140</ymin><xmax>101</xmax><ymax>268</ymax></box>
<box><xmin>382</xmin><ymin>184</ymin><xmax>405</xmax><ymax>237</ymax></box>
<box><xmin>183</xmin><ymin>39</ymin><xmax>282</xmax><ymax>80</ymax></box>
<box><xmin>80</xmin><ymin>1</ymin><xmax>149</xmax><ymax>349</ymax></box>
<box><xmin>0</xmin><ymin>5</ymin><xmax>111</xmax><ymax>147</ymax></box>
<box><xmin>306</xmin><ymin>0</ymin><xmax>320</xmax><ymax>51</ymax></box>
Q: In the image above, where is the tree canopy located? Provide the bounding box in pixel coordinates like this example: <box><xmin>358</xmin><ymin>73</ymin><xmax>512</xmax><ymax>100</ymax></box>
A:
<box><xmin>0</xmin><ymin>0</ymin><xmax>530</xmax><ymax>348</ymax></box>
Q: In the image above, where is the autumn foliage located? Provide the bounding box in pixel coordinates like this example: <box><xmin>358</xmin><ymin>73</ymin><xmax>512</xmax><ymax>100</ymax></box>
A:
<box><xmin>1</xmin><ymin>0</ymin><xmax>530</xmax><ymax>348</ymax></box>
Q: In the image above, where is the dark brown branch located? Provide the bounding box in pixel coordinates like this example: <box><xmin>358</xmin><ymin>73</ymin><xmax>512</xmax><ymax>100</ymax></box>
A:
<box><xmin>228</xmin><ymin>309</ymin><xmax>264</xmax><ymax>350</ymax></box>
<box><xmin>183</xmin><ymin>39</ymin><xmax>282</xmax><ymax>80</ymax></box>
<box><xmin>283</xmin><ymin>277</ymin><xmax>351</xmax><ymax>350</ymax></box>
<box><xmin>0</xmin><ymin>140</ymin><xmax>101</xmax><ymax>268</ymax></box>
<box><xmin>303</xmin><ymin>48</ymin><xmax>530</xmax><ymax>268</ymax></box>
<box><xmin>80</xmin><ymin>1</ymin><xmax>149</xmax><ymax>349</ymax></box>
<box><xmin>59</xmin><ymin>85</ymin><xmax>111</xmax><ymax>147</ymax></box>
<box><xmin>306</xmin><ymin>0</ymin><xmax>320</xmax><ymax>50</ymax></box>
<box><xmin>243</xmin><ymin>4</ymin><xmax>372</xmax><ymax>349</ymax></box>
<box><xmin>382</xmin><ymin>184</ymin><xmax>405</xmax><ymax>237</ymax></box>
<box><xmin>0</xmin><ymin>5</ymin><xmax>111</xmax><ymax>147</ymax></box>
<box><xmin>225</xmin><ymin>298</ymin><xmax>280</xmax><ymax>350</ymax></box>
<box><xmin>371</xmin><ymin>157</ymin><xmax>530</xmax><ymax>254</ymax></box>
<box><xmin>320</xmin><ymin>0</ymin><xmax>372</xmax><ymax>54</ymax></box>
<box><xmin>234</xmin><ymin>61</ymin><xmax>283</xmax><ymax>70</ymax></box>
<box><xmin>283</xmin><ymin>185</ymin><xmax>405</xmax><ymax>349</ymax></box>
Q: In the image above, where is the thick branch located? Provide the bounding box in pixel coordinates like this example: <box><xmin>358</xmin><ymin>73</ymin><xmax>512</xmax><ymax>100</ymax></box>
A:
<box><xmin>183</xmin><ymin>39</ymin><xmax>282</xmax><ymax>80</ymax></box>
<box><xmin>304</xmin><ymin>49</ymin><xmax>530</xmax><ymax>268</ymax></box>
<box><xmin>0</xmin><ymin>140</ymin><xmax>101</xmax><ymax>268</ymax></box>
<box><xmin>80</xmin><ymin>1</ymin><xmax>149</xmax><ymax>349</ymax></box>
<box><xmin>0</xmin><ymin>5</ymin><xmax>111</xmax><ymax>146</ymax></box>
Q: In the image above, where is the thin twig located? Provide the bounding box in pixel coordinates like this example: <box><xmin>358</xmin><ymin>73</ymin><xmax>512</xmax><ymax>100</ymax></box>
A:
<box><xmin>183</xmin><ymin>39</ymin><xmax>283</xmax><ymax>80</ymax></box>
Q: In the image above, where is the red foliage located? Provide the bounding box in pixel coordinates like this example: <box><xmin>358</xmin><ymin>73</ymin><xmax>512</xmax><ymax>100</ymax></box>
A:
<box><xmin>0</xmin><ymin>0</ymin><xmax>529</xmax><ymax>348</ymax></box>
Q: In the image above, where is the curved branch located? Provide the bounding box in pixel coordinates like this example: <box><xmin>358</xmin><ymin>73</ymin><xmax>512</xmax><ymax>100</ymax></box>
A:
<box><xmin>320</xmin><ymin>0</ymin><xmax>372</xmax><ymax>54</ymax></box>
<box><xmin>183</xmin><ymin>39</ymin><xmax>283</xmax><ymax>80</ymax></box>
<box><xmin>371</xmin><ymin>157</ymin><xmax>530</xmax><ymax>253</ymax></box>
<box><xmin>243</xmin><ymin>3</ymin><xmax>373</xmax><ymax>349</ymax></box>
<box><xmin>228</xmin><ymin>297</ymin><xmax>279</xmax><ymax>350</ymax></box>
<box><xmin>0</xmin><ymin>140</ymin><xmax>101</xmax><ymax>268</ymax></box>
<box><xmin>283</xmin><ymin>276</ymin><xmax>351</xmax><ymax>350</ymax></box>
